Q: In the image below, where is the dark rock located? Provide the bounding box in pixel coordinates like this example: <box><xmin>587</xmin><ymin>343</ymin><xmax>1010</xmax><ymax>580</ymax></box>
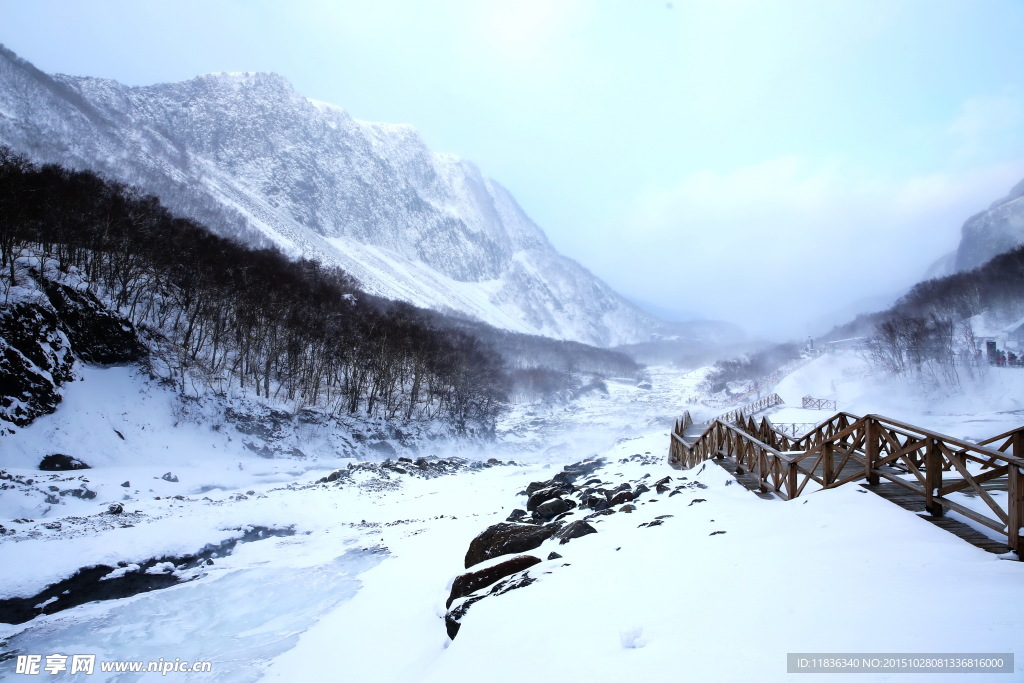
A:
<box><xmin>709</xmin><ymin>530</ymin><xmax>727</xmax><ymax>536</ymax></box>
<box><xmin>619</xmin><ymin>504</ymin><xmax>636</xmax><ymax>513</ymax></box>
<box><xmin>39</xmin><ymin>454</ymin><xmax>90</xmax><ymax>471</ymax></box>
<box><xmin>464</xmin><ymin>522</ymin><xmax>560</xmax><ymax>568</ymax></box>
<box><xmin>42</xmin><ymin>281</ymin><xmax>144</xmax><ymax>364</ymax></box>
<box><xmin>581</xmin><ymin>492</ymin><xmax>609</xmax><ymax>511</ymax></box>
<box><xmin>634</xmin><ymin>483</ymin><xmax>650</xmax><ymax>496</ymax></box>
<box><xmin>120</xmin><ymin>480</ymin><xmax>130</xmax><ymax>487</ymax></box>
<box><xmin>547</xmin><ymin>551</ymin><xmax>562</xmax><ymax>560</ymax></box>
<box><xmin>554</xmin><ymin>520</ymin><xmax>597</xmax><ymax>545</ymax></box>
<box><xmin>656</xmin><ymin>484</ymin><xmax>671</xmax><ymax>494</ymax></box>
<box><xmin>688</xmin><ymin>498</ymin><xmax>707</xmax><ymax>506</ymax></box>
<box><xmin>525</xmin><ymin>480</ymin><xmax>552</xmax><ymax>496</ymax></box>
<box><xmin>66</xmin><ymin>487</ymin><xmax>96</xmax><ymax>500</ymax></box>
<box><xmin>446</xmin><ymin>554</ymin><xmax>541</xmax><ymax>608</ymax></box>
<box><xmin>533</xmin><ymin>497</ymin><xmax>573</xmax><ymax>521</ymax></box>
<box><xmin>107</xmin><ymin>503</ymin><xmax>124</xmax><ymax>514</ymax></box>
<box><xmin>526</xmin><ymin>485</ymin><xmax>570</xmax><ymax>511</ymax></box>
<box><xmin>445</xmin><ymin>569</ymin><xmax>537</xmax><ymax>639</ymax></box>
<box><xmin>640</xmin><ymin>519</ymin><xmax>664</xmax><ymax>528</ymax></box>
<box><xmin>505</xmin><ymin>508</ymin><xmax>528</xmax><ymax>522</ymax></box>
<box><xmin>558</xmin><ymin>457</ymin><xmax>606</xmax><ymax>482</ymax></box>
<box><xmin>0</xmin><ymin>302</ymin><xmax>75</xmax><ymax>429</ymax></box>
<box><xmin>609</xmin><ymin>490</ymin><xmax>634</xmax><ymax>506</ymax></box>
<box><xmin>551</xmin><ymin>471</ymin><xmax>576</xmax><ymax>486</ymax></box>
<box><xmin>161</xmin><ymin>472</ymin><xmax>179</xmax><ymax>483</ymax></box>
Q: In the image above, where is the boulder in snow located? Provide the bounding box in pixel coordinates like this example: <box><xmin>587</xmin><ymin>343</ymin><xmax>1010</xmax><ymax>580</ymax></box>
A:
<box><xmin>446</xmin><ymin>554</ymin><xmax>541</xmax><ymax>609</ymax></box>
<box><xmin>554</xmin><ymin>520</ymin><xmax>597</xmax><ymax>545</ymax></box>
<box><xmin>464</xmin><ymin>522</ymin><xmax>560</xmax><ymax>568</ymax></box>
<box><xmin>39</xmin><ymin>454</ymin><xmax>90</xmax><ymax>471</ymax></box>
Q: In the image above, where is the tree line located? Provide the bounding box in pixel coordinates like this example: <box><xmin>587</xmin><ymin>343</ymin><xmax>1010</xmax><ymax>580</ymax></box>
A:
<box><xmin>824</xmin><ymin>243</ymin><xmax>1024</xmax><ymax>384</ymax></box>
<box><xmin>0</xmin><ymin>148</ymin><xmax>506</xmax><ymax>432</ymax></box>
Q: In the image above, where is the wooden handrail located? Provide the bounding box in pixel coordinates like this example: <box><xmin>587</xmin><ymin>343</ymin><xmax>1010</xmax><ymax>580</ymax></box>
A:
<box><xmin>708</xmin><ymin>393</ymin><xmax>784</xmax><ymax>426</ymax></box>
<box><xmin>667</xmin><ymin>410</ymin><xmax>1024</xmax><ymax>558</ymax></box>
<box><xmin>802</xmin><ymin>395</ymin><xmax>837</xmax><ymax>410</ymax></box>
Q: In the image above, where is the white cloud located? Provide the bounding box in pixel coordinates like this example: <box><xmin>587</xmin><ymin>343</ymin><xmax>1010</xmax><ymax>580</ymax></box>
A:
<box><xmin>598</xmin><ymin>156</ymin><xmax>1024</xmax><ymax>338</ymax></box>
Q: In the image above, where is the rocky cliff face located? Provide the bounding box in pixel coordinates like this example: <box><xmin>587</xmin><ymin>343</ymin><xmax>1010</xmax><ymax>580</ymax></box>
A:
<box><xmin>0</xmin><ymin>46</ymin><xmax>658</xmax><ymax>346</ymax></box>
<box><xmin>955</xmin><ymin>177</ymin><xmax>1024</xmax><ymax>272</ymax></box>
<box><xmin>0</xmin><ymin>276</ymin><xmax>143</xmax><ymax>433</ymax></box>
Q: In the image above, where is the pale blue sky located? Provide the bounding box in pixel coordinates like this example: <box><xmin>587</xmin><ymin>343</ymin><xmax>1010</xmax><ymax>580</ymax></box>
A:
<box><xmin>3</xmin><ymin>0</ymin><xmax>1024</xmax><ymax>336</ymax></box>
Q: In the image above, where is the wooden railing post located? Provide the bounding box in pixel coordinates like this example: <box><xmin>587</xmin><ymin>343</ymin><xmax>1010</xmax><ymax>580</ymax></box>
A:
<box><xmin>822</xmin><ymin>441</ymin><xmax>835</xmax><ymax>487</ymax></box>
<box><xmin>758</xmin><ymin>448</ymin><xmax>768</xmax><ymax>493</ymax></box>
<box><xmin>1009</xmin><ymin>464</ymin><xmax>1023</xmax><ymax>559</ymax></box>
<box><xmin>786</xmin><ymin>460</ymin><xmax>798</xmax><ymax>499</ymax></box>
<box><xmin>864</xmin><ymin>418</ymin><xmax>879</xmax><ymax>486</ymax></box>
<box><xmin>924</xmin><ymin>437</ymin><xmax>944</xmax><ymax>517</ymax></box>
<box><xmin>1010</xmin><ymin>431</ymin><xmax>1024</xmax><ymax>559</ymax></box>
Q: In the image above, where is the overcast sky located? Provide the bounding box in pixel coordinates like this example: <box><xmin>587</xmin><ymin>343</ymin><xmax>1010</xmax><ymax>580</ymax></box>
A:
<box><xmin>3</xmin><ymin>0</ymin><xmax>1024</xmax><ymax>338</ymax></box>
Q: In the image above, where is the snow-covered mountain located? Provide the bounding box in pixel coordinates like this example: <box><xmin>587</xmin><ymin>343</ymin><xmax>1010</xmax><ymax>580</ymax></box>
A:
<box><xmin>955</xmin><ymin>176</ymin><xmax>1024</xmax><ymax>272</ymax></box>
<box><xmin>0</xmin><ymin>45</ymin><xmax>658</xmax><ymax>346</ymax></box>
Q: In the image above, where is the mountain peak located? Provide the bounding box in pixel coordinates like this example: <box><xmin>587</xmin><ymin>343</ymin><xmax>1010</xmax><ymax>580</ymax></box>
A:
<box><xmin>0</xmin><ymin>46</ymin><xmax>659</xmax><ymax>345</ymax></box>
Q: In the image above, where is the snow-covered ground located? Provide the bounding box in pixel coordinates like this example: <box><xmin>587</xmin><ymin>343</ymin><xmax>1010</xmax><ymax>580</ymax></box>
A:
<box><xmin>773</xmin><ymin>352</ymin><xmax>1024</xmax><ymax>442</ymax></box>
<box><xmin>1</xmin><ymin>359</ymin><xmax>1022</xmax><ymax>681</ymax></box>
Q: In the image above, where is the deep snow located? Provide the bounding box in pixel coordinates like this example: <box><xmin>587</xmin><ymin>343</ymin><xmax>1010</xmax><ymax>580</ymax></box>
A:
<box><xmin>1</xmin><ymin>357</ymin><xmax>1022</xmax><ymax>681</ymax></box>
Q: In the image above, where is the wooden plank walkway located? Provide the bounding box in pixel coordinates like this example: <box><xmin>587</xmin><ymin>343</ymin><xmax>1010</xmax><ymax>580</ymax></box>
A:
<box><xmin>706</xmin><ymin>454</ymin><xmax>1012</xmax><ymax>555</ymax></box>
<box><xmin>670</xmin><ymin>411</ymin><xmax>1023</xmax><ymax>558</ymax></box>
<box><xmin>868</xmin><ymin>482</ymin><xmax>1011</xmax><ymax>555</ymax></box>
<box><xmin>709</xmin><ymin>456</ymin><xmax>775</xmax><ymax>500</ymax></box>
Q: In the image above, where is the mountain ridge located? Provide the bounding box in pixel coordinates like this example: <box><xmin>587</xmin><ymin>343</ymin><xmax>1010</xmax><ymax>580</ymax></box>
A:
<box><xmin>0</xmin><ymin>45</ymin><xmax>665</xmax><ymax>346</ymax></box>
<box><xmin>955</xmin><ymin>176</ymin><xmax>1024</xmax><ymax>272</ymax></box>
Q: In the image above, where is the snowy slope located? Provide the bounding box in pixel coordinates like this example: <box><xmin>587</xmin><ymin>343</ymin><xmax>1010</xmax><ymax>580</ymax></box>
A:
<box><xmin>955</xmin><ymin>176</ymin><xmax>1024</xmax><ymax>271</ymax></box>
<box><xmin>772</xmin><ymin>352</ymin><xmax>1024</xmax><ymax>442</ymax></box>
<box><xmin>2</xmin><ymin>364</ymin><xmax>1021</xmax><ymax>681</ymax></box>
<box><xmin>0</xmin><ymin>46</ymin><xmax>659</xmax><ymax>346</ymax></box>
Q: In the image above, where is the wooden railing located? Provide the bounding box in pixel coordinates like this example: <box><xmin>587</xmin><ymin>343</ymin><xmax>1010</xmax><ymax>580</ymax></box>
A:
<box><xmin>672</xmin><ymin>410</ymin><xmax>695</xmax><ymax>441</ymax></box>
<box><xmin>709</xmin><ymin>393</ymin><xmax>784</xmax><ymax>425</ymax></box>
<box><xmin>802</xmin><ymin>395</ymin><xmax>837</xmax><ymax>410</ymax></box>
<box><xmin>765</xmin><ymin>421</ymin><xmax>820</xmax><ymax>437</ymax></box>
<box><xmin>668</xmin><ymin>411</ymin><xmax>1024</xmax><ymax>558</ymax></box>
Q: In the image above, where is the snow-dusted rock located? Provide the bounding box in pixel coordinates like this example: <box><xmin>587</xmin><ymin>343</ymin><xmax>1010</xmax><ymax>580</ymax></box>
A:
<box><xmin>38</xmin><ymin>454</ymin><xmax>90</xmax><ymax>471</ymax></box>
<box><xmin>446</xmin><ymin>554</ymin><xmax>542</xmax><ymax>609</ymax></box>
<box><xmin>464</xmin><ymin>522</ymin><xmax>560</xmax><ymax>569</ymax></box>
<box><xmin>552</xmin><ymin>519</ymin><xmax>597</xmax><ymax>545</ymax></box>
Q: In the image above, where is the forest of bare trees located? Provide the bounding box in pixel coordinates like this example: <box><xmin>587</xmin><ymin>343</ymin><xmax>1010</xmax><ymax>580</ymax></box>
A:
<box><xmin>824</xmin><ymin>242</ymin><xmax>1024</xmax><ymax>384</ymax></box>
<box><xmin>0</xmin><ymin>148</ymin><xmax>508</xmax><ymax>432</ymax></box>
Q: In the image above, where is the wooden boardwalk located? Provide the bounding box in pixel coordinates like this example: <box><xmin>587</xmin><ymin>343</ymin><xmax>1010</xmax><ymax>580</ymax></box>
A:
<box><xmin>709</xmin><ymin>457</ymin><xmax>1011</xmax><ymax>554</ymax></box>
<box><xmin>670</xmin><ymin>410</ymin><xmax>1024</xmax><ymax>559</ymax></box>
